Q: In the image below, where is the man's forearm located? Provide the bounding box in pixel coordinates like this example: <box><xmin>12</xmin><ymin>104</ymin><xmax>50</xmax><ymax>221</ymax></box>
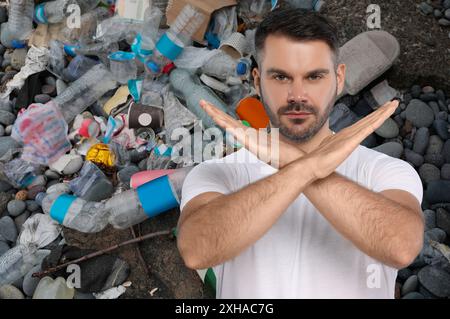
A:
<box><xmin>178</xmin><ymin>158</ymin><xmax>316</xmax><ymax>269</ymax></box>
<box><xmin>303</xmin><ymin>172</ymin><xmax>424</xmax><ymax>269</ymax></box>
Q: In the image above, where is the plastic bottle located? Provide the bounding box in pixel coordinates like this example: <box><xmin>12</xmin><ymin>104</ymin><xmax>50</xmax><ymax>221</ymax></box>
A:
<box><xmin>48</xmin><ymin>40</ymin><xmax>66</xmax><ymax>76</ymax></box>
<box><xmin>0</xmin><ymin>0</ymin><xmax>34</xmax><ymax>48</ymax></box>
<box><xmin>52</xmin><ymin>63</ymin><xmax>117</xmax><ymax>123</ymax></box>
<box><xmin>33</xmin><ymin>276</ymin><xmax>75</xmax><ymax>299</ymax></box>
<box><xmin>139</xmin><ymin>6</ymin><xmax>163</xmax><ymax>55</ymax></box>
<box><xmin>170</xmin><ymin>68</ymin><xmax>235</xmax><ymax>129</ymax></box>
<box><xmin>34</xmin><ymin>0</ymin><xmax>78</xmax><ymax>24</ymax></box>
<box><xmin>201</xmin><ymin>51</ymin><xmax>252</xmax><ymax>81</ymax></box>
<box><xmin>145</xmin><ymin>4</ymin><xmax>205</xmax><ymax>77</ymax></box>
<box><xmin>62</xmin><ymin>55</ymin><xmax>100</xmax><ymax>82</ymax></box>
<box><xmin>40</xmin><ymin>167</ymin><xmax>193</xmax><ymax>233</ymax></box>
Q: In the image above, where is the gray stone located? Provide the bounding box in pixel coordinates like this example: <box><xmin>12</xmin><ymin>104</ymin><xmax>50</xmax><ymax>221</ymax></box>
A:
<box><xmin>0</xmin><ymin>137</ymin><xmax>20</xmax><ymax>158</ymax></box>
<box><xmin>49</xmin><ymin>155</ymin><xmax>83</xmax><ymax>175</ymax></box>
<box><xmin>0</xmin><ymin>284</ymin><xmax>25</xmax><ymax>299</ymax></box>
<box><xmin>0</xmin><ymin>180</ymin><xmax>12</xmax><ymax>192</ymax></box>
<box><xmin>422</xmin><ymin>86</ymin><xmax>435</xmax><ymax>94</ymax></box>
<box><xmin>22</xmin><ymin>265</ymin><xmax>41</xmax><ymax>297</ymax></box>
<box><xmin>437</xmin><ymin>111</ymin><xmax>448</xmax><ymax>121</ymax></box>
<box><xmin>420</xmin><ymin>93</ymin><xmax>438</xmax><ymax>102</ymax></box>
<box><xmin>426</xmin><ymin>135</ymin><xmax>443</xmax><ymax>155</ymax></box>
<box><xmin>442</xmin><ymin>164</ymin><xmax>450</xmax><ymax>180</ymax></box>
<box><xmin>44</xmin><ymin>169</ymin><xmax>60</xmax><ymax>180</ymax></box>
<box><xmin>443</xmin><ymin>140</ymin><xmax>450</xmax><ymax>163</ymax></box>
<box><xmin>419</xmin><ymin>164</ymin><xmax>441</xmax><ymax>185</ymax></box>
<box><xmin>0</xmin><ymin>240</ymin><xmax>9</xmax><ymax>257</ymax></box>
<box><xmin>375</xmin><ymin>117</ymin><xmax>399</xmax><ymax>139</ymax></box>
<box><xmin>404</xmin><ymin>149</ymin><xmax>424</xmax><ymax>167</ymax></box>
<box><xmin>403</xmin><ymin>138</ymin><xmax>413</xmax><ymax>150</ymax></box>
<box><xmin>445</xmin><ymin>9</ymin><xmax>450</xmax><ymax>20</ymax></box>
<box><xmin>413</xmin><ymin>127</ymin><xmax>430</xmax><ymax>155</ymax></box>
<box><xmin>445</xmin><ymin>0</ymin><xmax>450</xmax><ymax>9</ymax></box>
<box><xmin>433</xmin><ymin>119</ymin><xmax>450</xmax><ymax>140</ymax></box>
<box><xmin>423</xmin><ymin>210</ymin><xmax>436</xmax><ymax>231</ymax></box>
<box><xmin>26</xmin><ymin>200</ymin><xmax>39</xmax><ymax>212</ymax></box>
<box><xmin>418</xmin><ymin>2</ymin><xmax>434</xmax><ymax>15</ymax></box>
<box><xmin>0</xmin><ymin>7</ymin><xmax>6</xmax><ymax>24</ymax></box>
<box><xmin>425</xmin><ymin>228</ymin><xmax>447</xmax><ymax>243</ymax></box>
<box><xmin>418</xmin><ymin>266</ymin><xmax>450</xmax><ymax>298</ymax></box>
<box><xmin>401</xmin><ymin>275</ymin><xmax>418</xmax><ymax>296</ymax></box>
<box><xmin>397</xmin><ymin>268</ymin><xmax>413</xmax><ymax>281</ymax></box>
<box><xmin>438</xmin><ymin>18</ymin><xmax>450</xmax><ymax>26</ymax></box>
<box><xmin>0</xmin><ymin>192</ymin><xmax>11</xmax><ymax>217</ymax></box>
<box><xmin>434</xmin><ymin>9</ymin><xmax>444</xmax><ymax>18</ymax></box>
<box><xmin>4</xmin><ymin>125</ymin><xmax>12</xmax><ymax>135</ymax></box>
<box><xmin>7</xmin><ymin>200</ymin><xmax>26</xmax><ymax>217</ymax></box>
<box><xmin>14</xmin><ymin>210</ymin><xmax>30</xmax><ymax>232</ymax></box>
<box><xmin>0</xmin><ymin>124</ymin><xmax>4</xmax><ymax>137</ymax></box>
<box><xmin>34</xmin><ymin>94</ymin><xmax>51</xmax><ymax>104</ymax></box>
<box><xmin>373</xmin><ymin>142</ymin><xmax>403</xmax><ymax>158</ymax></box>
<box><xmin>0</xmin><ymin>110</ymin><xmax>15</xmax><ymax>126</ymax></box>
<box><xmin>329</xmin><ymin>103</ymin><xmax>360</xmax><ymax>132</ymax></box>
<box><xmin>402</xmin><ymin>292</ymin><xmax>425</xmax><ymax>299</ymax></box>
<box><xmin>74</xmin><ymin>291</ymin><xmax>95</xmax><ymax>299</ymax></box>
<box><xmin>118</xmin><ymin>165</ymin><xmax>140</xmax><ymax>186</ymax></box>
<box><xmin>81</xmin><ymin>178</ymin><xmax>114</xmax><ymax>202</ymax></box>
<box><xmin>424</xmin><ymin>153</ymin><xmax>444</xmax><ymax>168</ymax></box>
<box><xmin>411</xmin><ymin>85</ymin><xmax>422</xmax><ymax>98</ymax></box>
<box><xmin>46</xmin><ymin>183</ymin><xmax>71</xmax><ymax>195</ymax></box>
<box><xmin>0</xmin><ymin>216</ymin><xmax>17</xmax><ymax>242</ymax></box>
<box><xmin>41</xmin><ymin>84</ymin><xmax>56</xmax><ymax>96</ymax></box>
<box><xmin>28</xmin><ymin>175</ymin><xmax>47</xmax><ymax>189</ymax></box>
<box><xmin>426</xmin><ymin>180</ymin><xmax>450</xmax><ymax>204</ymax></box>
<box><xmin>436</xmin><ymin>208</ymin><xmax>450</xmax><ymax>236</ymax></box>
<box><xmin>405</xmin><ymin>99</ymin><xmax>435</xmax><ymax>128</ymax></box>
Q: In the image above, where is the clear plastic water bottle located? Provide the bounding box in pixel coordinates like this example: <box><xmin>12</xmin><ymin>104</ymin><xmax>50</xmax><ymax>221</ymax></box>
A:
<box><xmin>108</xmin><ymin>51</ymin><xmax>137</xmax><ymax>85</ymax></box>
<box><xmin>170</xmin><ymin>68</ymin><xmax>235</xmax><ymax>129</ymax></box>
<box><xmin>34</xmin><ymin>0</ymin><xmax>78</xmax><ymax>24</ymax></box>
<box><xmin>106</xmin><ymin>166</ymin><xmax>193</xmax><ymax>229</ymax></box>
<box><xmin>62</xmin><ymin>55</ymin><xmax>100</xmax><ymax>82</ymax></box>
<box><xmin>0</xmin><ymin>0</ymin><xmax>34</xmax><ymax>48</ymax></box>
<box><xmin>40</xmin><ymin>167</ymin><xmax>193</xmax><ymax>233</ymax></box>
<box><xmin>145</xmin><ymin>4</ymin><xmax>205</xmax><ymax>77</ymax></box>
<box><xmin>33</xmin><ymin>276</ymin><xmax>75</xmax><ymax>299</ymax></box>
<box><xmin>53</xmin><ymin>63</ymin><xmax>117</xmax><ymax>123</ymax></box>
<box><xmin>201</xmin><ymin>52</ymin><xmax>252</xmax><ymax>81</ymax></box>
<box><xmin>41</xmin><ymin>192</ymin><xmax>110</xmax><ymax>233</ymax></box>
<box><xmin>140</xmin><ymin>6</ymin><xmax>163</xmax><ymax>55</ymax></box>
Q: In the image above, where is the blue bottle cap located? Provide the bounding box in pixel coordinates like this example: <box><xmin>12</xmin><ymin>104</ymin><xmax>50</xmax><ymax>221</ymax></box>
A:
<box><xmin>236</xmin><ymin>61</ymin><xmax>248</xmax><ymax>76</ymax></box>
<box><xmin>11</xmin><ymin>40</ymin><xmax>27</xmax><ymax>49</ymax></box>
<box><xmin>34</xmin><ymin>3</ymin><xmax>48</xmax><ymax>24</ymax></box>
<box><xmin>146</xmin><ymin>61</ymin><xmax>160</xmax><ymax>74</ymax></box>
<box><xmin>64</xmin><ymin>44</ymin><xmax>79</xmax><ymax>57</ymax></box>
<box><xmin>108</xmin><ymin>51</ymin><xmax>136</xmax><ymax>61</ymax></box>
<box><xmin>155</xmin><ymin>33</ymin><xmax>183</xmax><ymax>61</ymax></box>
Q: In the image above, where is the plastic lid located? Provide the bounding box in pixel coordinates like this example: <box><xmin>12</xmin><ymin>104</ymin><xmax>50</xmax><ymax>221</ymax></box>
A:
<box><xmin>64</xmin><ymin>45</ymin><xmax>79</xmax><ymax>57</ymax></box>
<box><xmin>146</xmin><ymin>61</ymin><xmax>160</xmax><ymax>73</ymax></box>
<box><xmin>108</xmin><ymin>51</ymin><xmax>136</xmax><ymax>61</ymax></box>
<box><xmin>236</xmin><ymin>62</ymin><xmax>248</xmax><ymax>76</ymax></box>
<box><xmin>11</xmin><ymin>40</ymin><xmax>27</xmax><ymax>49</ymax></box>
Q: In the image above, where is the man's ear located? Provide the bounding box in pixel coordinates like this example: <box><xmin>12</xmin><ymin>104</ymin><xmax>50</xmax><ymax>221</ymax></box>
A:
<box><xmin>252</xmin><ymin>67</ymin><xmax>261</xmax><ymax>97</ymax></box>
<box><xmin>336</xmin><ymin>63</ymin><xmax>346</xmax><ymax>96</ymax></box>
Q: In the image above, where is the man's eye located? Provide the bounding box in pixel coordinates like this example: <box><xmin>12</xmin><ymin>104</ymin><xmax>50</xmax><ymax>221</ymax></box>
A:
<box><xmin>274</xmin><ymin>75</ymin><xmax>288</xmax><ymax>81</ymax></box>
<box><xmin>308</xmin><ymin>74</ymin><xmax>324</xmax><ymax>81</ymax></box>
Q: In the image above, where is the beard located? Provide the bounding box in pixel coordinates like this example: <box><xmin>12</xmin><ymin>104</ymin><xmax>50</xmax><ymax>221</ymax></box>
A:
<box><xmin>259</xmin><ymin>84</ymin><xmax>337</xmax><ymax>143</ymax></box>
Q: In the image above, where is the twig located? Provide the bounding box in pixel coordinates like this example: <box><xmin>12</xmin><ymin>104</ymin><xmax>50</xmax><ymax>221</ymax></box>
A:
<box><xmin>32</xmin><ymin>229</ymin><xmax>172</xmax><ymax>278</ymax></box>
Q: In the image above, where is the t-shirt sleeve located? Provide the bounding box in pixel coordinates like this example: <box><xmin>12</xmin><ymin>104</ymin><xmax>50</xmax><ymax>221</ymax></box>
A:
<box><xmin>179</xmin><ymin>161</ymin><xmax>241</xmax><ymax>213</ymax></box>
<box><xmin>369</xmin><ymin>155</ymin><xmax>424</xmax><ymax>205</ymax></box>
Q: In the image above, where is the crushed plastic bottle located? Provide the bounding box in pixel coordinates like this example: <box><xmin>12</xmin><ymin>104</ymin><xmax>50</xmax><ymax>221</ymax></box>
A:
<box><xmin>139</xmin><ymin>5</ymin><xmax>163</xmax><ymax>56</ymax></box>
<box><xmin>145</xmin><ymin>4</ymin><xmax>205</xmax><ymax>77</ymax></box>
<box><xmin>0</xmin><ymin>0</ymin><xmax>34</xmax><ymax>48</ymax></box>
<box><xmin>201</xmin><ymin>51</ymin><xmax>252</xmax><ymax>81</ymax></box>
<box><xmin>34</xmin><ymin>0</ymin><xmax>78</xmax><ymax>24</ymax></box>
<box><xmin>41</xmin><ymin>167</ymin><xmax>193</xmax><ymax>233</ymax></box>
<box><xmin>33</xmin><ymin>276</ymin><xmax>75</xmax><ymax>299</ymax></box>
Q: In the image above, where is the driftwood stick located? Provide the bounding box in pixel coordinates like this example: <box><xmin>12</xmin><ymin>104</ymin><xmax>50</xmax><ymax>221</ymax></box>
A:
<box><xmin>32</xmin><ymin>229</ymin><xmax>172</xmax><ymax>278</ymax></box>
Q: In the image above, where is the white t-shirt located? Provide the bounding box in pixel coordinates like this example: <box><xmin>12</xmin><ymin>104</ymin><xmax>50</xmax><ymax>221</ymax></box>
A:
<box><xmin>180</xmin><ymin>145</ymin><xmax>423</xmax><ymax>299</ymax></box>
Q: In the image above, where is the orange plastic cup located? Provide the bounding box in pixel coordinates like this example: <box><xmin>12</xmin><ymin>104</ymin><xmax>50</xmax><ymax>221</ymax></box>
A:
<box><xmin>235</xmin><ymin>97</ymin><xmax>270</xmax><ymax>129</ymax></box>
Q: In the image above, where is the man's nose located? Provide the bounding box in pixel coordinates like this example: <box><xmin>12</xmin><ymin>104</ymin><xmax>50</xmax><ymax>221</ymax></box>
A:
<box><xmin>287</xmin><ymin>79</ymin><xmax>309</xmax><ymax>104</ymax></box>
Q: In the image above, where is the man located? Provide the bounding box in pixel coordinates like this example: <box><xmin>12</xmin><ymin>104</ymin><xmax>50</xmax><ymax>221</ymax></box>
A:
<box><xmin>177</xmin><ymin>8</ymin><xmax>424</xmax><ymax>298</ymax></box>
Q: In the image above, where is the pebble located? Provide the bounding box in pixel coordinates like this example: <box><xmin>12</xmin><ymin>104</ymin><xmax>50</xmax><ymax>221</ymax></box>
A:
<box><xmin>434</xmin><ymin>9</ymin><xmax>444</xmax><ymax>18</ymax></box>
<box><xmin>418</xmin><ymin>266</ymin><xmax>450</xmax><ymax>298</ymax></box>
<box><xmin>405</xmin><ymin>99</ymin><xmax>435</xmax><ymax>128</ymax></box>
<box><xmin>41</xmin><ymin>84</ymin><xmax>56</xmax><ymax>96</ymax></box>
<box><xmin>22</xmin><ymin>201</ymin><xmax>37</xmax><ymax>214</ymax></box>
<box><xmin>426</xmin><ymin>135</ymin><xmax>443</xmax><ymax>155</ymax></box>
<box><xmin>7</xmin><ymin>199</ymin><xmax>26</xmax><ymax>217</ymax></box>
<box><xmin>27</xmin><ymin>185</ymin><xmax>46</xmax><ymax>200</ymax></box>
<box><xmin>436</xmin><ymin>208</ymin><xmax>450</xmax><ymax>236</ymax></box>
<box><xmin>28</xmin><ymin>175</ymin><xmax>47</xmax><ymax>189</ymax></box>
<box><xmin>411</xmin><ymin>85</ymin><xmax>422</xmax><ymax>98</ymax></box>
<box><xmin>46</xmin><ymin>183</ymin><xmax>71</xmax><ymax>195</ymax></box>
<box><xmin>433</xmin><ymin>119</ymin><xmax>450</xmax><ymax>140</ymax></box>
<box><xmin>401</xmin><ymin>275</ymin><xmax>418</xmax><ymax>296</ymax></box>
<box><xmin>4</xmin><ymin>125</ymin><xmax>12</xmax><ymax>135</ymax></box>
<box><xmin>418</xmin><ymin>2</ymin><xmax>434</xmax><ymax>15</ymax></box>
<box><xmin>0</xmin><ymin>216</ymin><xmax>18</xmax><ymax>242</ymax></box>
<box><xmin>413</xmin><ymin>127</ymin><xmax>430</xmax><ymax>155</ymax></box>
<box><xmin>402</xmin><ymin>292</ymin><xmax>425</xmax><ymax>299</ymax></box>
<box><xmin>0</xmin><ymin>285</ymin><xmax>25</xmax><ymax>299</ymax></box>
<box><xmin>445</xmin><ymin>0</ymin><xmax>450</xmax><ymax>9</ymax></box>
<box><xmin>44</xmin><ymin>169</ymin><xmax>60</xmax><ymax>180</ymax></box>
<box><xmin>397</xmin><ymin>268</ymin><xmax>413</xmax><ymax>282</ymax></box>
<box><xmin>403</xmin><ymin>138</ymin><xmax>413</xmax><ymax>150</ymax></box>
<box><xmin>0</xmin><ymin>192</ymin><xmax>11</xmax><ymax>216</ymax></box>
<box><xmin>34</xmin><ymin>94</ymin><xmax>52</xmax><ymax>104</ymax></box>
<box><xmin>438</xmin><ymin>18</ymin><xmax>450</xmax><ymax>26</ymax></box>
<box><xmin>422</xmin><ymin>86</ymin><xmax>434</xmax><ymax>94</ymax></box>
<box><xmin>418</xmin><ymin>163</ymin><xmax>441</xmax><ymax>185</ymax></box>
<box><xmin>441</xmin><ymin>163</ymin><xmax>450</xmax><ymax>180</ymax></box>
<box><xmin>23</xmin><ymin>265</ymin><xmax>42</xmax><ymax>297</ymax></box>
<box><xmin>45</xmin><ymin>76</ymin><xmax>57</xmax><ymax>87</ymax></box>
<box><xmin>0</xmin><ymin>124</ymin><xmax>4</xmax><ymax>137</ymax></box>
<box><xmin>423</xmin><ymin>209</ymin><xmax>436</xmax><ymax>231</ymax></box>
<box><xmin>0</xmin><ymin>110</ymin><xmax>16</xmax><ymax>126</ymax></box>
<box><xmin>373</xmin><ymin>142</ymin><xmax>403</xmax><ymax>158</ymax></box>
<box><xmin>375</xmin><ymin>117</ymin><xmax>399</xmax><ymax>138</ymax></box>
<box><xmin>45</xmin><ymin>179</ymin><xmax>60</xmax><ymax>189</ymax></box>
<box><xmin>445</xmin><ymin>9</ymin><xmax>450</xmax><ymax>20</ymax></box>
<box><xmin>425</xmin><ymin>180</ymin><xmax>450</xmax><ymax>204</ymax></box>
<box><xmin>404</xmin><ymin>149</ymin><xmax>424</xmax><ymax>167</ymax></box>
<box><xmin>0</xmin><ymin>240</ymin><xmax>9</xmax><ymax>257</ymax></box>
<box><xmin>49</xmin><ymin>154</ymin><xmax>83</xmax><ymax>175</ymax></box>
<box><xmin>0</xmin><ymin>180</ymin><xmax>12</xmax><ymax>193</ymax></box>
<box><xmin>15</xmin><ymin>190</ymin><xmax>28</xmax><ymax>201</ymax></box>
<box><xmin>0</xmin><ymin>7</ymin><xmax>6</xmax><ymax>24</ymax></box>
<box><xmin>443</xmin><ymin>140</ymin><xmax>450</xmax><ymax>163</ymax></box>
<box><xmin>14</xmin><ymin>210</ymin><xmax>30</xmax><ymax>232</ymax></box>
<box><xmin>424</xmin><ymin>153</ymin><xmax>444</xmax><ymax>168</ymax></box>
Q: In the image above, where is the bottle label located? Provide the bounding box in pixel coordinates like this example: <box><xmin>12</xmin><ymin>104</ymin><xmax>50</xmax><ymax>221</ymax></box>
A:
<box><xmin>50</xmin><ymin>194</ymin><xmax>77</xmax><ymax>224</ymax></box>
<box><xmin>34</xmin><ymin>4</ymin><xmax>49</xmax><ymax>24</ymax></box>
<box><xmin>136</xmin><ymin>175</ymin><xmax>178</xmax><ymax>218</ymax></box>
<box><xmin>156</xmin><ymin>33</ymin><xmax>183</xmax><ymax>62</ymax></box>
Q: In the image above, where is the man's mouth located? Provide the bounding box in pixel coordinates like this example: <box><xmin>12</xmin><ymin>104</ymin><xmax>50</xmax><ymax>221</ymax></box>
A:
<box><xmin>283</xmin><ymin>112</ymin><xmax>312</xmax><ymax>119</ymax></box>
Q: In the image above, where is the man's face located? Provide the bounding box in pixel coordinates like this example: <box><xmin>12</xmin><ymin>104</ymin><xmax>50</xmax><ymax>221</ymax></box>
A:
<box><xmin>253</xmin><ymin>35</ymin><xmax>345</xmax><ymax>143</ymax></box>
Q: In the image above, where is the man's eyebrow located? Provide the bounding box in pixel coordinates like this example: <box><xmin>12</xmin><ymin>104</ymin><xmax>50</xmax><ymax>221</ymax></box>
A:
<box><xmin>266</xmin><ymin>68</ymin><xmax>291</xmax><ymax>76</ymax></box>
<box><xmin>265</xmin><ymin>68</ymin><xmax>331</xmax><ymax>77</ymax></box>
<box><xmin>305</xmin><ymin>68</ymin><xmax>330</xmax><ymax>77</ymax></box>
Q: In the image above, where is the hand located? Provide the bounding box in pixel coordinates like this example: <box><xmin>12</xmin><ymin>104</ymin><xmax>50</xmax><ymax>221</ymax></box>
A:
<box><xmin>302</xmin><ymin>99</ymin><xmax>400</xmax><ymax>180</ymax></box>
<box><xmin>199</xmin><ymin>99</ymin><xmax>304</xmax><ymax>168</ymax></box>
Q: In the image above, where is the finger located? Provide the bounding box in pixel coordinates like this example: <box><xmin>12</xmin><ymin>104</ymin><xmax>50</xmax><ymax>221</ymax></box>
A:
<box><xmin>200</xmin><ymin>100</ymin><xmax>246</xmax><ymax>130</ymax></box>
